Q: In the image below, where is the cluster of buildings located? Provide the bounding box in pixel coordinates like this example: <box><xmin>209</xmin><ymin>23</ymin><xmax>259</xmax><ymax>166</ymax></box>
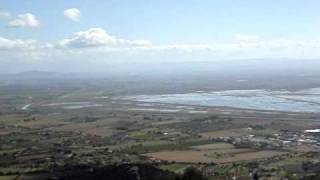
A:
<box><xmin>210</xmin><ymin>128</ymin><xmax>320</xmax><ymax>151</ymax></box>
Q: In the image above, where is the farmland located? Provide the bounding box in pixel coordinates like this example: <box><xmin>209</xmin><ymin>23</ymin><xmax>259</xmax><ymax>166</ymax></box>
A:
<box><xmin>1</xmin><ymin>79</ymin><xmax>320</xmax><ymax>179</ymax></box>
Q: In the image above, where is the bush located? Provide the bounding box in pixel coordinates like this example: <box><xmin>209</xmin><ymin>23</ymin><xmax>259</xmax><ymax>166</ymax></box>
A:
<box><xmin>178</xmin><ymin>167</ymin><xmax>208</xmax><ymax>180</ymax></box>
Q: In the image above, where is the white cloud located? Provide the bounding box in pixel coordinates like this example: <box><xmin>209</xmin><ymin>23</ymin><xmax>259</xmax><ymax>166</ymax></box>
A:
<box><xmin>0</xmin><ymin>11</ymin><xmax>11</xmax><ymax>20</ymax></box>
<box><xmin>0</xmin><ymin>36</ymin><xmax>51</xmax><ymax>51</ymax></box>
<box><xmin>58</xmin><ymin>28</ymin><xmax>117</xmax><ymax>48</ymax></box>
<box><xmin>8</xmin><ymin>13</ymin><xmax>40</xmax><ymax>28</ymax></box>
<box><xmin>58</xmin><ymin>28</ymin><xmax>152</xmax><ymax>48</ymax></box>
<box><xmin>64</xmin><ymin>8</ymin><xmax>81</xmax><ymax>22</ymax></box>
<box><xmin>235</xmin><ymin>34</ymin><xmax>260</xmax><ymax>41</ymax></box>
<box><xmin>118</xmin><ymin>39</ymin><xmax>152</xmax><ymax>46</ymax></box>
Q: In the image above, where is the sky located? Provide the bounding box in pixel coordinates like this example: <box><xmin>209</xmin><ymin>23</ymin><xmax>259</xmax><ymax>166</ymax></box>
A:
<box><xmin>0</xmin><ymin>0</ymin><xmax>320</xmax><ymax>73</ymax></box>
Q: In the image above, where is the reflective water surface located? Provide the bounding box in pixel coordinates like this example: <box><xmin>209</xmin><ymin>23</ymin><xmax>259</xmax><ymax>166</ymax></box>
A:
<box><xmin>125</xmin><ymin>88</ymin><xmax>320</xmax><ymax>112</ymax></box>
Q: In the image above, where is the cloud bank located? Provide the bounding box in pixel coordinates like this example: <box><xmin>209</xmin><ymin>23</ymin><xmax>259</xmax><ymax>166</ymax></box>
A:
<box><xmin>1</xmin><ymin>29</ymin><xmax>320</xmax><ymax>69</ymax></box>
<box><xmin>0</xmin><ymin>36</ymin><xmax>49</xmax><ymax>51</ymax></box>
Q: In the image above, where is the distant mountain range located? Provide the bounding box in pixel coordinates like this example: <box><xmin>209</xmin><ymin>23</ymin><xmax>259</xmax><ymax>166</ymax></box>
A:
<box><xmin>15</xmin><ymin>70</ymin><xmax>62</xmax><ymax>78</ymax></box>
<box><xmin>0</xmin><ymin>71</ymin><xmax>98</xmax><ymax>80</ymax></box>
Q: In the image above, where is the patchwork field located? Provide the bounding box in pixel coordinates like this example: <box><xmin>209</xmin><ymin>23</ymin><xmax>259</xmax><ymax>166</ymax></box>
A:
<box><xmin>144</xmin><ymin>143</ymin><xmax>287</xmax><ymax>163</ymax></box>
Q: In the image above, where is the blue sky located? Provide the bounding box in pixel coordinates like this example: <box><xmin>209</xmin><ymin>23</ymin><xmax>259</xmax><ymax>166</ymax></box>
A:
<box><xmin>1</xmin><ymin>0</ymin><xmax>320</xmax><ymax>73</ymax></box>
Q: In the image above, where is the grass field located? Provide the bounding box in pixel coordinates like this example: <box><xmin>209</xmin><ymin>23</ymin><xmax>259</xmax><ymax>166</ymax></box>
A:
<box><xmin>191</xmin><ymin>143</ymin><xmax>235</xmax><ymax>150</ymax></box>
<box><xmin>200</xmin><ymin>128</ymin><xmax>249</xmax><ymax>138</ymax></box>
<box><xmin>144</xmin><ymin>142</ymin><xmax>287</xmax><ymax>164</ymax></box>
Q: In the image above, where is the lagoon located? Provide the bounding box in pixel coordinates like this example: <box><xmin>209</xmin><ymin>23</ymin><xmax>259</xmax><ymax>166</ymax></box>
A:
<box><xmin>125</xmin><ymin>89</ymin><xmax>320</xmax><ymax>112</ymax></box>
